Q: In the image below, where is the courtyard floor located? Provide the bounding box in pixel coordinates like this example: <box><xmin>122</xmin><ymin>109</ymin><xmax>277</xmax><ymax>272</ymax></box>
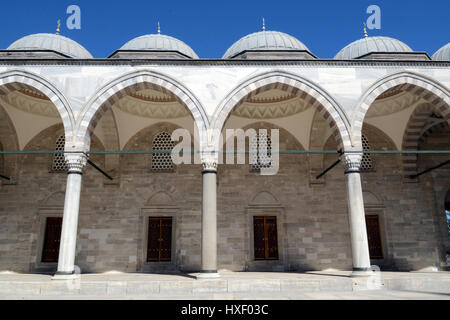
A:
<box><xmin>0</xmin><ymin>270</ymin><xmax>449</xmax><ymax>300</ymax></box>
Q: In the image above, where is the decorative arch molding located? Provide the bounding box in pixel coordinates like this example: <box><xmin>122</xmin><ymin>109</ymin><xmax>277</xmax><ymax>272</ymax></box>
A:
<box><xmin>20</xmin><ymin>123</ymin><xmax>105</xmax><ymax>176</ymax></box>
<box><xmin>401</xmin><ymin>103</ymin><xmax>445</xmax><ymax>177</ymax></box>
<box><xmin>144</xmin><ymin>183</ymin><xmax>178</xmax><ymax>208</ymax></box>
<box><xmin>249</xmin><ymin>191</ymin><xmax>281</xmax><ymax>207</ymax></box>
<box><xmin>219</xmin><ymin>121</ymin><xmax>305</xmax><ymax>169</ymax></box>
<box><xmin>98</xmin><ymin>108</ymin><xmax>121</xmax><ymax>183</ymax></box>
<box><xmin>0</xmin><ymin>102</ymin><xmax>19</xmax><ymax>184</ymax></box>
<box><xmin>42</xmin><ymin>191</ymin><xmax>66</xmax><ymax>207</ymax></box>
<box><xmin>221</xmin><ymin>120</ymin><xmax>305</xmax><ymax>149</ymax></box>
<box><xmin>121</xmin><ymin>121</ymin><xmax>184</xmax><ymax>151</ymax></box>
<box><xmin>419</xmin><ymin>120</ymin><xmax>449</xmax><ymax>144</ymax></box>
<box><xmin>146</xmin><ymin>191</ymin><xmax>174</xmax><ymax>207</ymax></box>
<box><xmin>353</xmin><ymin>71</ymin><xmax>450</xmax><ymax>148</ymax></box>
<box><xmin>210</xmin><ymin>71</ymin><xmax>352</xmax><ymax>152</ymax></box>
<box><xmin>0</xmin><ymin>70</ymin><xmax>74</xmax><ymax>142</ymax></box>
<box><xmin>308</xmin><ymin>110</ymin><xmax>333</xmax><ymax>185</ymax></box>
<box><xmin>76</xmin><ymin>70</ymin><xmax>209</xmax><ymax>152</ymax></box>
<box><xmin>362</xmin><ymin>191</ymin><xmax>384</xmax><ymax>208</ymax></box>
<box><xmin>362</xmin><ymin>122</ymin><xmax>398</xmax><ymax>151</ymax></box>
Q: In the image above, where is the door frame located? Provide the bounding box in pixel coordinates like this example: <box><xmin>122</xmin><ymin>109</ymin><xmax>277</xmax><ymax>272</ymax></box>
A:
<box><xmin>364</xmin><ymin>207</ymin><xmax>390</xmax><ymax>266</ymax></box>
<box><xmin>138</xmin><ymin>206</ymin><xmax>178</xmax><ymax>271</ymax></box>
<box><xmin>247</xmin><ymin>206</ymin><xmax>285</xmax><ymax>270</ymax></box>
<box><xmin>34</xmin><ymin>208</ymin><xmax>63</xmax><ymax>272</ymax></box>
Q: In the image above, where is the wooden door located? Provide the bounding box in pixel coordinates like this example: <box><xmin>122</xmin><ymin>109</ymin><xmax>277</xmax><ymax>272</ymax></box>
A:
<box><xmin>253</xmin><ymin>216</ymin><xmax>279</xmax><ymax>260</ymax></box>
<box><xmin>365</xmin><ymin>215</ymin><xmax>383</xmax><ymax>259</ymax></box>
<box><xmin>42</xmin><ymin>217</ymin><xmax>62</xmax><ymax>262</ymax></box>
<box><xmin>147</xmin><ymin>217</ymin><xmax>172</xmax><ymax>262</ymax></box>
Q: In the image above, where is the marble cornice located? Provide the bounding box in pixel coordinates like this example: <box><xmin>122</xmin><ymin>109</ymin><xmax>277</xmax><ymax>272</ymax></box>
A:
<box><xmin>0</xmin><ymin>59</ymin><xmax>449</xmax><ymax>69</ymax></box>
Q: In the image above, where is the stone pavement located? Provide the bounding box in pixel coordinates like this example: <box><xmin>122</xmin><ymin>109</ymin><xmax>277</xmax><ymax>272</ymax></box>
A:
<box><xmin>0</xmin><ymin>271</ymin><xmax>449</xmax><ymax>300</ymax></box>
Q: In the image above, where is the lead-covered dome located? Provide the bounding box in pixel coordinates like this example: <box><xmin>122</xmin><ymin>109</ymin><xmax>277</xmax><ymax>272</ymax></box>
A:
<box><xmin>432</xmin><ymin>43</ymin><xmax>450</xmax><ymax>61</ymax></box>
<box><xmin>119</xmin><ymin>34</ymin><xmax>199</xmax><ymax>59</ymax></box>
<box><xmin>223</xmin><ymin>30</ymin><xmax>314</xmax><ymax>59</ymax></box>
<box><xmin>8</xmin><ymin>33</ymin><xmax>93</xmax><ymax>59</ymax></box>
<box><xmin>335</xmin><ymin>36</ymin><xmax>413</xmax><ymax>59</ymax></box>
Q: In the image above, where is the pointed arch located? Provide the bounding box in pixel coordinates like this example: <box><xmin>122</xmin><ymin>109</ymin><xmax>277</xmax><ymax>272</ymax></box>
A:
<box><xmin>211</xmin><ymin>71</ymin><xmax>352</xmax><ymax>151</ymax></box>
<box><xmin>0</xmin><ymin>70</ymin><xmax>75</xmax><ymax>143</ymax></box>
<box><xmin>353</xmin><ymin>71</ymin><xmax>450</xmax><ymax>148</ymax></box>
<box><xmin>76</xmin><ymin>70</ymin><xmax>209</xmax><ymax>152</ymax></box>
<box><xmin>0</xmin><ymin>102</ymin><xmax>19</xmax><ymax>182</ymax></box>
<box><xmin>401</xmin><ymin>103</ymin><xmax>447</xmax><ymax>177</ymax></box>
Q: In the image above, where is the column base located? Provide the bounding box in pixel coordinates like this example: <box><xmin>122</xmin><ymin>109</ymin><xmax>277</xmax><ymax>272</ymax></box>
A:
<box><xmin>351</xmin><ymin>267</ymin><xmax>374</xmax><ymax>277</ymax></box>
<box><xmin>52</xmin><ymin>271</ymin><xmax>78</xmax><ymax>280</ymax></box>
<box><xmin>196</xmin><ymin>271</ymin><xmax>221</xmax><ymax>279</ymax></box>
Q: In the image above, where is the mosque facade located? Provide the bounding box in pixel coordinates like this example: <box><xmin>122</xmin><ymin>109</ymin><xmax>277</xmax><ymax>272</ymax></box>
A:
<box><xmin>0</xmin><ymin>24</ymin><xmax>449</xmax><ymax>277</ymax></box>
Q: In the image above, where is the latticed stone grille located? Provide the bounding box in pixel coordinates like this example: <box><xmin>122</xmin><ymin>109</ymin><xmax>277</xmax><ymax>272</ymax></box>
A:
<box><xmin>361</xmin><ymin>134</ymin><xmax>373</xmax><ymax>171</ymax></box>
<box><xmin>250</xmin><ymin>132</ymin><xmax>272</xmax><ymax>171</ymax></box>
<box><xmin>152</xmin><ymin>131</ymin><xmax>175</xmax><ymax>171</ymax></box>
<box><xmin>52</xmin><ymin>135</ymin><xmax>67</xmax><ymax>172</ymax></box>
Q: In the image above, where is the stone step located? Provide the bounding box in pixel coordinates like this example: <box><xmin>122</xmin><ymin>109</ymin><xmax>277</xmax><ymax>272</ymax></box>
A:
<box><xmin>0</xmin><ymin>275</ymin><xmax>449</xmax><ymax>297</ymax></box>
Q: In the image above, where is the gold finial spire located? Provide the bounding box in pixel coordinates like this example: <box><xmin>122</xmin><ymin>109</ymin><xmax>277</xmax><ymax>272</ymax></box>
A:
<box><xmin>363</xmin><ymin>23</ymin><xmax>368</xmax><ymax>38</ymax></box>
<box><xmin>56</xmin><ymin>19</ymin><xmax>61</xmax><ymax>35</ymax></box>
<box><xmin>262</xmin><ymin>18</ymin><xmax>266</xmax><ymax>31</ymax></box>
<box><xmin>157</xmin><ymin>22</ymin><xmax>161</xmax><ymax>34</ymax></box>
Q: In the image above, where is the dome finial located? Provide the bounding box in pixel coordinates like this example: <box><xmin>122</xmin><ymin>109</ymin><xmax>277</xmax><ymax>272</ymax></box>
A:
<box><xmin>363</xmin><ymin>23</ymin><xmax>368</xmax><ymax>38</ymax></box>
<box><xmin>262</xmin><ymin>18</ymin><xmax>266</xmax><ymax>31</ymax></box>
<box><xmin>157</xmin><ymin>22</ymin><xmax>161</xmax><ymax>35</ymax></box>
<box><xmin>56</xmin><ymin>19</ymin><xmax>61</xmax><ymax>35</ymax></box>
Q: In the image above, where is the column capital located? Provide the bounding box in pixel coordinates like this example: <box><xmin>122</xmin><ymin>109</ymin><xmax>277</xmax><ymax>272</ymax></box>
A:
<box><xmin>340</xmin><ymin>152</ymin><xmax>363</xmax><ymax>174</ymax></box>
<box><xmin>201</xmin><ymin>150</ymin><xmax>218</xmax><ymax>173</ymax></box>
<box><xmin>65</xmin><ymin>153</ymin><xmax>87</xmax><ymax>174</ymax></box>
<box><xmin>202</xmin><ymin>161</ymin><xmax>217</xmax><ymax>172</ymax></box>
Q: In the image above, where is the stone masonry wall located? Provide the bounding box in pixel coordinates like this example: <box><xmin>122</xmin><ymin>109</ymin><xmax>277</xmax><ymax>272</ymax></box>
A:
<box><xmin>0</xmin><ymin>121</ymin><xmax>446</xmax><ymax>273</ymax></box>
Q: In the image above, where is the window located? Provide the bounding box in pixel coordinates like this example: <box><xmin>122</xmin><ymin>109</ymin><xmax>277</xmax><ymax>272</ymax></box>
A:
<box><xmin>147</xmin><ymin>217</ymin><xmax>172</xmax><ymax>262</ymax></box>
<box><xmin>151</xmin><ymin>132</ymin><xmax>175</xmax><ymax>171</ymax></box>
<box><xmin>52</xmin><ymin>135</ymin><xmax>67</xmax><ymax>172</ymax></box>
<box><xmin>41</xmin><ymin>217</ymin><xmax>62</xmax><ymax>262</ymax></box>
<box><xmin>361</xmin><ymin>134</ymin><xmax>373</xmax><ymax>171</ymax></box>
<box><xmin>253</xmin><ymin>216</ymin><xmax>278</xmax><ymax>260</ymax></box>
<box><xmin>250</xmin><ymin>132</ymin><xmax>272</xmax><ymax>171</ymax></box>
<box><xmin>445</xmin><ymin>190</ymin><xmax>450</xmax><ymax>235</ymax></box>
<box><xmin>365</xmin><ymin>215</ymin><xmax>383</xmax><ymax>259</ymax></box>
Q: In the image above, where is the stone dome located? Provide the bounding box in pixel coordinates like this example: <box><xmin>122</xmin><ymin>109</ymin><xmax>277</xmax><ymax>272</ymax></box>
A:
<box><xmin>334</xmin><ymin>36</ymin><xmax>413</xmax><ymax>59</ymax></box>
<box><xmin>223</xmin><ymin>30</ymin><xmax>312</xmax><ymax>59</ymax></box>
<box><xmin>120</xmin><ymin>34</ymin><xmax>199</xmax><ymax>59</ymax></box>
<box><xmin>8</xmin><ymin>33</ymin><xmax>93</xmax><ymax>59</ymax></box>
<box><xmin>432</xmin><ymin>43</ymin><xmax>450</xmax><ymax>61</ymax></box>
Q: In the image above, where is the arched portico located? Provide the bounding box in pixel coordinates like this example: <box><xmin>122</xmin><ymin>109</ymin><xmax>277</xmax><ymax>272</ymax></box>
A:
<box><xmin>210</xmin><ymin>71</ymin><xmax>352</xmax><ymax>152</ymax></box>
<box><xmin>75</xmin><ymin>70</ymin><xmax>209</xmax><ymax>153</ymax></box>
<box><xmin>353</xmin><ymin>72</ymin><xmax>450</xmax><ymax>149</ymax></box>
<box><xmin>0</xmin><ymin>70</ymin><xmax>75</xmax><ymax>143</ymax></box>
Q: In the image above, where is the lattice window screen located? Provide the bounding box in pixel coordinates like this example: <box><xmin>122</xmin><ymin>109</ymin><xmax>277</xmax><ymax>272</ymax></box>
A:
<box><xmin>361</xmin><ymin>135</ymin><xmax>373</xmax><ymax>171</ymax></box>
<box><xmin>152</xmin><ymin>132</ymin><xmax>175</xmax><ymax>171</ymax></box>
<box><xmin>52</xmin><ymin>135</ymin><xmax>67</xmax><ymax>172</ymax></box>
<box><xmin>250</xmin><ymin>132</ymin><xmax>272</xmax><ymax>171</ymax></box>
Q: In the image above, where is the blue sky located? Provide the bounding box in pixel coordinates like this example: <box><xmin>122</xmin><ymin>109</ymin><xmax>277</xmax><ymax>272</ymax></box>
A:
<box><xmin>0</xmin><ymin>0</ymin><xmax>448</xmax><ymax>59</ymax></box>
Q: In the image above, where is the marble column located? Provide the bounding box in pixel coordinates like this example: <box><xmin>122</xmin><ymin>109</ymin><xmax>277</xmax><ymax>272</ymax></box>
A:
<box><xmin>341</xmin><ymin>152</ymin><xmax>373</xmax><ymax>277</ymax></box>
<box><xmin>197</xmin><ymin>161</ymin><xmax>220</xmax><ymax>279</ymax></box>
<box><xmin>55</xmin><ymin>153</ymin><xmax>87</xmax><ymax>276</ymax></box>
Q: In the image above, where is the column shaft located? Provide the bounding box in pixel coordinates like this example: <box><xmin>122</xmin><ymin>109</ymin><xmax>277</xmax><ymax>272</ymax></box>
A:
<box><xmin>56</xmin><ymin>154</ymin><xmax>86</xmax><ymax>275</ymax></box>
<box><xmin>345</xmin><ymin>171</ymin><xmax>371</xmax><ymax>272</ymax></box>
<box><xmin>201</xmin><ymin>170</ymin><xmax>218</xmax><ymax>273</ymax></box>
<box><xmin>342</xmin><ymin>153</ymin><xmax>372</xmax><ymax>276</ymax></box>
